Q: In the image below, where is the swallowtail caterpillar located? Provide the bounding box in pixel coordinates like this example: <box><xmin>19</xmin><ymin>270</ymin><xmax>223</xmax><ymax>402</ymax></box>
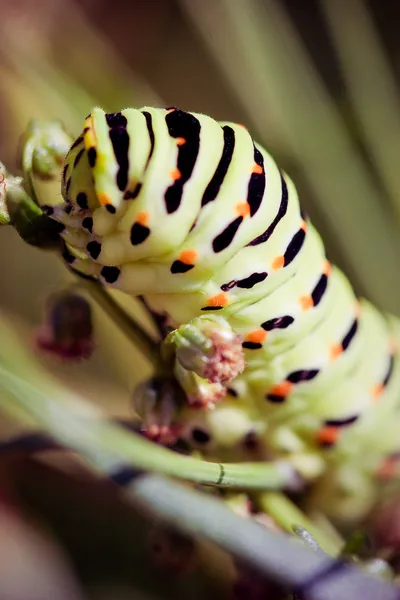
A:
<box><xmin>41</xmin><ymin>106</ymin><xmax>400</xmax><ymax>524</ymax></box>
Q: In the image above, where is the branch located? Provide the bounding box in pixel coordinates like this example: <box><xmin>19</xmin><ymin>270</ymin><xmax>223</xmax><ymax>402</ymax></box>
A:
<box><xmin>126</xmin><ymin>473</ymin><xmax>400</xmax><ymax>600</ymax></box>
<box><xmin>0</xmin><ymin>359</ymin><xmax>299</xmax><ymax>493</ymax></box>
<box><xmin>77</xmin><ymin>279</ymin><xmax>161</xmax><ymax>369</ymax></box>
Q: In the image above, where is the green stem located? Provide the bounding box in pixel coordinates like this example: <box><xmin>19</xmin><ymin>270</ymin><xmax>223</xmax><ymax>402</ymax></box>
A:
<box><xmin>5</xmin><ymin>178</ymin><xmax>61</xmax><ymax>248</ymax></box>
<box><xmin>75</xmin><ymin>280</ymin><xmax>162</xmax><ymax>369</ymax></box>
<box><xmin>0</xmin><ymin>362</ymin><xmax>297</xmax><ymax>492</ymax></box>
<box><xmin>0</xmin><ymin>330</ymin><xmax>396</xmax><ymax>596</ymax></box>
<box><xmin>138</xmin><ymin>296</ymin><xmax>166</xmax><ymax>339</ymax></box>
<box><xmin>129</xmin><ymin>474</ymin><xmax>399</xmax><ymax>600</ymax></box>
<box><xmin>340</xmin><ymin>530</ymin><xmax>369</xmax><ymax>558</ymax></box>
<box><xmin>256</xmin><ymin>491</ymin><xmax>341</xmax><ymax>556</ymax></box>
<box><xmin>6</xmin><ymin>178</ymin><xmax>42</xmax><ymax>221</ymax></box>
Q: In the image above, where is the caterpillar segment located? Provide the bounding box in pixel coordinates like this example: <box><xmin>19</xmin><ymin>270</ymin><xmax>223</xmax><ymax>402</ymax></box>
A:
<box><xmin>49</xmin><ymin>106</ymin><xmax>400</xmax><ymax>522</ymax></box>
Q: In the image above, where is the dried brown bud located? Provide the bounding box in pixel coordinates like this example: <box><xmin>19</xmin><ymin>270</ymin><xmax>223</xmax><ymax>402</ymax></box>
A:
<box><xmin>132</xmin><ymin>376</ymin><xmax>184</xmax><ymax>446</ymax></box>
<box><xmin>35</xmin><ymin>292</ymin><xmax>94</xmax><ymax>360</ymax></box>
<box><xmin>370</xmin><ymin>493</ymin><xmax>400</xmax><ymax>556</ymax></box>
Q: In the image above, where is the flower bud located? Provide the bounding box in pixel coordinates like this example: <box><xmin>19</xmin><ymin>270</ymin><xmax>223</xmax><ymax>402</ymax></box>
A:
<box><xmin>165</xmin><ymin>315</ymin><xmax>245</xmax><ymax>385</ymax></box>
<box><xmin>35</xmin><ymin>292</ymin><xmax>94</xmax><ymax>360</ymax></box>
<box><xmin>23</xmin><ymin>120</ymin><xmax>72</xmax><ymax>180</ymax></box>
<box><xmin>132</xmin><ymin>376</ymin><xmax>184</xmax><ymax>445</ymax></box>
<box><xmin>173</xmin><ymin>360</ymin><xmax>227</xmax><ymax>409</ymax></box>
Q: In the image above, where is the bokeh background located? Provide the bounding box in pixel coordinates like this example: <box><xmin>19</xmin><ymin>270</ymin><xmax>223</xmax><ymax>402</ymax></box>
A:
<box><xmin>2</xmin><ymin>2</ymin><xmax>400</xmax><ymax>598</ymax></box>
<box><xmin>1</xmin><ymin>0</ymin><xmax>400</xmax><ymax>425</ymax></box>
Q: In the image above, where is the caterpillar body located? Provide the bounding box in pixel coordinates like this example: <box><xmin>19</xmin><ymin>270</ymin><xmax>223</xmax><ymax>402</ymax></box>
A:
<box><xmin>48</xmin><ymin>106</ymin><xmax>400</xmax><ymax>522</ymax></box>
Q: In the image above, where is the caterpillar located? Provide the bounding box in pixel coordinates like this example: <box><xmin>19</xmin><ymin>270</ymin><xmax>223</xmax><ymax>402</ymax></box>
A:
<box><xmin>46</xmin><ymin>106</ymin><xmax>400</xmax><ymax>523</ymax></box>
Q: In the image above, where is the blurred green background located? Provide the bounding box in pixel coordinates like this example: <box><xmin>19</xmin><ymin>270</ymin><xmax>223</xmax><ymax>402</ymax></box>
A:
<box><xmin>1</xmin><ymin>0</ymin><xmax>400</xmax><ymax>426</ymax></box>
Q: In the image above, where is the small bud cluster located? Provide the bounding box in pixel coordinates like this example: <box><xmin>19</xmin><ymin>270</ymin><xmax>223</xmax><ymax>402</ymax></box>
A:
<box><xmin>163</xmin><ymin>315</ymin><xmax>246</xmax><ymax>409</ymax></box>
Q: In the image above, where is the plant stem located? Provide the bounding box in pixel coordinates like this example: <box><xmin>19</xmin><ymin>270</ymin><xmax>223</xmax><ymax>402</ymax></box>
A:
<box><xmin>0</xmin><ymin>361</ymin><xmax>298</xmax><ymax>492</ymax></box>
<box><xmin>76</xmin><ymin>279</ymin><xmax>162</xmax><ymax>369</ymax></box>
<box><xmin>138</xmin><ymin>296</ymin><xmax>166</xmax><ymax>339</ymax></box>
<box><xmin>256</xmin><ymin>491</ymin><xmax>341</xmax><ymax>556</ymax></box>
<box><xmin>128</xmin><ymin>474</ymin><xmax>399</xmax><ymax>600</ymax></box>
<box><xmin>2</xmin><ymin>320</ymin><xmax>397</xmax><ymax>597</ymax></box>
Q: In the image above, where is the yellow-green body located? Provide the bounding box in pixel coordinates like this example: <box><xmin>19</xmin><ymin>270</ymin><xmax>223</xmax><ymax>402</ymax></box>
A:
<box><xmin>49</xmin><ymin>106</ymin><xmax>400</xmax><ymax>523</ymax></box>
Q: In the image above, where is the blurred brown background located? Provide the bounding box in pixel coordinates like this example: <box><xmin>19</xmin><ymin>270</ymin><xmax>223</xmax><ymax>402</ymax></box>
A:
<box><xmin>1</xmin><ymin>0</ymin><xmax>400</xmax><ymax>421</ymax></box>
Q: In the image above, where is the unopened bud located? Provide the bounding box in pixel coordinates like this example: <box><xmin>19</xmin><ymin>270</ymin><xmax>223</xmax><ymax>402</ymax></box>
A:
<box><xmin>132</xmin><ymin>376</ymin><xmax>183</xmax><ymax>445</ymax></box>
<box><xmin>173</xmin><ymin>360</ymin><xmax>227</xmax><ymax>409</ymax></box>
<box><xmin>23</xmin><ymin>120</ymin><xmax>72</xmax><ymax>180</ymax></box>
<box><xmin>35</xmin><ymin>292</ymin><xmax>94</xmax><ymax>360</ymax></box>
<box><xmin>165</xmin><ymin>315</ymin><xmax>245</xmax><ymax>385</ymax></box>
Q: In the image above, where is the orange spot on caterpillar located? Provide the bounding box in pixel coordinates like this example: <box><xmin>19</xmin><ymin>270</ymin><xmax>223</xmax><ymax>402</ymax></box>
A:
<box><xmin>299</xmin><ymin>295</ymin><xmax>314</xmax><ymax>311</ymax></box>
<box><xmin>323</xmin><ymin>260</ymin><xmax>331</xmax><ymax>276</ymax></box>
<box><xmin>355</xmin><ymin>300</ymin><xmax>362</xmax><ymax>318</ymax></box>
<box><xmin>137</xmin><ymin>211</ymin><xmax>149</xmax><ymax>226</ymax></box>
<box><xmin>269</xmin><ymin>381</ymin><xmax>293</xmax><ymax>397</ymax></box>
<box><xmin>371</xmin><ymin>383</ymin><xmax>384</xmax><ymax>401</ymax></box>
<box><xmin>272</xmin><ymin>256</ymin><xmax>285</xmax><ymax>271</ymax></box>
<box><xmin>390</xmin><ymin>337</ymin><xmax>399</xmax><ymax>355</ymax></box>
<box><xmin>330</xmin><ymin>344</ymin><xmax>343</xmax><ymax>360</ymax></box>
<box><xmin>169</xmin><ymin>168</ymin><xmax>182</xmax><ymax>181</ymax></box>
<box><xmin>178</xmin><ymin>249</ymin><xmax>197</xmax><ymax>264</ymax></box>
<box><xmin>246</xmin><ymin>330</ymin><xmax>267</xmax><ymax>344</ymax></box>
<box><xmin>300</xmin><ymin>220</ymin><xmax>307</xmax><ymax>232</ymax></box>
<box><xmin>176</xmin><ymin>137</ymin><xmax>186</xmax><ymax>146</ymax></box>
<box><xmin>98</xmin><ymin>193</ymin><xmax>113</xmax><ymax>207</ymax></box>
<box><xmin>317</xmin><ymin>426</ymin><xmax>339</xmax><ymax>446</ymax></box>
<box><xmin>207</xmin><ymin>293</ymin><xmax>229</xmax><ymax>307</ymax></box>
<box><xmin>235</xmin><ymin>202</ymin><xmax>251</xmax><ymax>217</ymax></box>
<box><xmin>252</xmin><ymin>163</ymin><xmax>263</xmax><ymax>175</ymax></box>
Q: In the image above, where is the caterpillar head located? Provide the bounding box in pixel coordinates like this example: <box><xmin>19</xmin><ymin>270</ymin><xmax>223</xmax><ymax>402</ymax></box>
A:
<box><xmin>50</xmin><ymin>108</ymin><xmax>137</xmax><ymax>282</ymax></box>
<box><xmin>61</xmin><ymin>108</ymin><xmax>121</xmax><ymax>214</ymax></box>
